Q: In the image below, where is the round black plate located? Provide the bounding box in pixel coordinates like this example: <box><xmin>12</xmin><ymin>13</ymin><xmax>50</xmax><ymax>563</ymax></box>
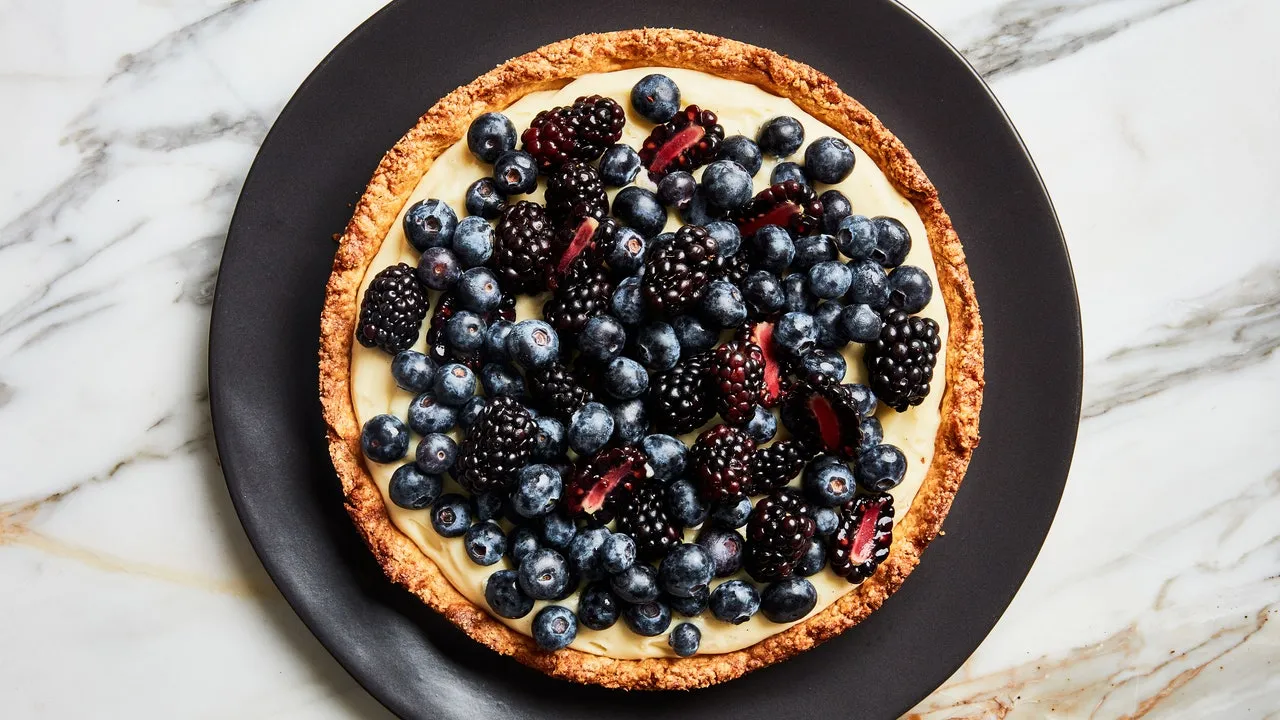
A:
<box><xmin>210</xmin><ymin>1</ymin><xmax>1081</xmax><ymax>717</ymax></box>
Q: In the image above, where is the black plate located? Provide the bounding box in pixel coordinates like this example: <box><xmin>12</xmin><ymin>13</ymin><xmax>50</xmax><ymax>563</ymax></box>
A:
<box><xmin>210</xmin><ymin>1</ymin><xmax>1080</xmax><ymax>717</ymax></box>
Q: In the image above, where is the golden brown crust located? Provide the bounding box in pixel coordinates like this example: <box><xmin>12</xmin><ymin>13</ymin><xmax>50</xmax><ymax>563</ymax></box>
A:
<box><xmin>319</xmin><ymin>28</ymin><xmax>983</xmax><ymax>690</ymax></box>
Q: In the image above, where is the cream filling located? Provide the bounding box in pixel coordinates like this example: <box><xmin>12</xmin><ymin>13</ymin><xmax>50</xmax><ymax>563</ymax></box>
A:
<box><xmin>349</xmin><ymin>67</ymin><xmax>949</xmax><ymax>658</ymax></box>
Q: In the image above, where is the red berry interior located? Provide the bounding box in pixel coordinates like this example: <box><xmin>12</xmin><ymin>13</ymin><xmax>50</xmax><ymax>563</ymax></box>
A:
<box><xmin>736</xmin><ymin>202</ymin><xmax>804</xmax><ymax>238</ymax></box>
<box><xmin>849</xmin><ymin>500</ymin><xmax>886</xmax><ymax>564</ymax></box>
<box><xmin>554</xmin><ymin>217</ymin><xmax>599</xmax><ymax>281</ymax></box>
<box><xmin>748</xmin><ymin>322</ymin><xmax>785</xmax><ymax>405</ymax></box>
<box><xmin>647</xmin><ymin>125</ymin><xmax>706</xmax><ymax>176</ymax></box>
<box><xmin>807</xmin><ymin>394</ymin><xmax>843</xmax><ymax>453</ymax></box>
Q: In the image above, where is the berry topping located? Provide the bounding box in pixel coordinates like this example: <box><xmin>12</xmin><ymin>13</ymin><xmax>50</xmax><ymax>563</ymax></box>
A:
<box><xmin>747</xmin><ymin>439</ymin><xmax>814</xmax><ymax>496</ymax></box>
<box><xmin>616</xmin><ymin>483</ymin><xmax>681</xmax><ymax>562</ymax></box>
<box><xmin>638</xmin><ymin>105</ymin><xmax>725</xmax><ymax>180</ymax></box>
<box><xmin>453</xmin><ymin>395</ymin><xmax>536</xmax><ymax>494</ymax></box>
<box><xmin>757</xmin><ymin>116</ymin><xmax>805</xmax><ymax>158</ymax></box>
<box><xmin>466</xmin><ymin>112</ymin><xmax>516</xmax><ymax>163</ymax></box>
<box><xmin>545</xmin><ymin>161</ymin><xmax>608</xmax><ymax>227</ymax></box>
<box><xmin>525</xmin><ymin>360</ymin><xmax>593</xmax><ymax>423</ymax></box>
<box><xmin>492</xmin><ymin>150</ymin><xmax>538</xmax><ymax>196</ymax></box>
<box><xmin>712</xmin><ymin>339</ymin><xmax>766</xmax><ymax>427</ymax></box>
<box><xmin>492</xmin><ymin>201</ymin><xmax>554</xmax><ymax>295</ymax></box>
<box><xmin>780</xmin><ymin>381</ymin><xmax>865</xmax><ymax>459</ymax></box>
<box><xmin>631</xmin><ymin>73</ymin><xmax>680</xmax><ymax>123</ymax></box>
<box><xmin>731</xmin><ymin>181</ymin><xmax>823</xmax><ymax>238</ymax></box>
<box><xmin>571</xmin><ymin>94</ymin><xmax>626</xmax><ymax>153</ymax></box>
<box><xmin>865</xmin><ymin>308</ymin><xmax>941</xmax><ymax>412</ymax></box>
<box><xmin>563</xmin><ymin>446</ymin><xmax>650</xmax><ymax>523</ymax></box>
<box><xmin>829</xmin><ymin>493</ymin><xmax>895</xmax><ymax>583</ymax></box>
<box><xmin>740</xmin><ymin>321</ymin><xmax>788</xmax><ymax>406</ymax></box>
<box><xmin>356</xmin><ymin>263</ymin><xmax>429</xmax><ymax>354</ymax></box>
<box><xmin>745</xmin><ymin>488</ymin><xmax>816</xmax><ymax>583</ymax></box>
<box><xmin>403</xmin><ymin>199</ymin><xmax>458</xmax><ymax>251</ymax></box>
<box><xmin>361</xmin><ymin>414</ymin><xmax>411</xmax><ymax>463</ymax></box>
<box><xmin>642</xmin><ymin>224</ymin><xmax>719</xmax><ymax>317</ymax></box>
<box><xmin>532</xmin><ymin>605</ymin><xmax>577</xmax><ymax>650</ymax></box>
<box><xmin>542</xmin><ymin>259</ymin><xmax>615</xmax><ymax>346</ymax></box>
<box><xmin>689</xmin><ymin>424</ymin><xmax>756</xmax><ymax>503</ymax></box>
<box><xmin>521</xmin><ymin>95</ymin><xmax>624</xmax><ymax>172</ymax></box>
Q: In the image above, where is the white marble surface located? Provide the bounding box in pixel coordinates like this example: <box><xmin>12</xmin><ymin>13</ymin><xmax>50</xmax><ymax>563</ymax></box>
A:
<box><xmin>1</xmin><ymin>0</ymin><xmax>1277</xmax><ymax>717</ymax></box>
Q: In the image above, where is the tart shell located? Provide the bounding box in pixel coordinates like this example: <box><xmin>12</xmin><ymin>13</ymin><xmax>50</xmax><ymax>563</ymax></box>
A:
<box><xmin>319</xmin><ymin>28</ymin><xmax>983</xmax><ymax>690</ymax></box>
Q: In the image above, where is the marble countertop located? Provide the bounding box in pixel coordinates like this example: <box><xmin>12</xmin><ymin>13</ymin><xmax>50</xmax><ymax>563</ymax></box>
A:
<box><xmin>2</xmin><ymin>0</ymin><xmax>1277</xmax><ymax>717</ymax></box>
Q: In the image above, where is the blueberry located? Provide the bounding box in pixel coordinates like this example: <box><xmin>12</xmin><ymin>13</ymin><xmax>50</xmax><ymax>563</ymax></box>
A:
<box><xmin>579</xmin><ymin>315</ymin><xmax>627</xmax><ymax>363</ymax></box>
<box><xmin>820</xmin><ymin>189</ymin><xmax>852</xmax><ymax>234</ymax></box>
<box><xmin>659</xmin><ymin>544</ymin><xmax>714</xmax><ymax>598</ymax></box>
<box><xmin>698</xmin><ymin>279</ymin><xmax>747</xmax><ymax>329</ymax></box>
<box><xmin>631</xmin><ymin>73</ymin><xmax>680</xmax><ymax>122</ymax></box>
<box><xmin>532</xmin><ymin>605</ymin><xmax>578</xmax><ymax>650</ymax></box>
<box><xmin>709</xmin><ymin>579</ymin><xmax>760</xmax><ymax>623</ymax></box>
<box><xmin>458</xmin><ymin>396</ymin><xmax>486</xmax><ymax>431</ymax></box>
<box><xmin>760</xmin><ymin>577</ymin><xmax>817</xmax><ymax>623</ymax></box>
<box><xmin>813</xmin><ymin>507</ymin><xmax>840</xmax><ymax>536</ymax></box>
<box><xmin>485</xmin><ymin>569</ymin><xmax>534</xmax><ymax>619</ymax></box>
<box><xmin>770</xmin><ymin>161</ymin><xmax>807</xmax><ymax>187</ymax></box>
<box><xmin>679</xmin><ymin>187</ymin><xmax>716</xmax><ymax>226</ymax></box>
<box><xmin>433</xmin><ymin>363</ymin><xmax>476</xmax><ymax>406</ymax></box>
<box><xmin>845</xmin><ymin>259</ymin><xmax>891</xmax><ymax>309</ymax></box>
<box><xmin>604</xmin><ymin>357</ymin><xmax>649</xmax><ymax>400</ymax></box>
<box><xmin>839</xmin><ymin>303</ymin><xmax>883</xmax><ymax>343</ymax></box>
<box><xmin>482</xmin><ymin>320</ymin><xmax>513</xmax><ymax>361</ymax></box>
<box><xmin>668</xmin><ymin>622</ymin><xmax>701</xmax><ymax>657</ymax></box>
<box><xmin>492</xmin><ymin>150</ymin><xmax>538</xmax><ymax>196</ymax></box>
<box><xmin>508</xmin><ymin>526</ymin><xmax>540</xmax><ymax>564</ymax></box>
<box><xmin>407</xmin><ymin>393</ymin><xmax>457</xmax><ymax>434</ymax></box>
<box><xmin>705</xmin><ymin>220</ymin><xmax>743</xmax><ymax>256</ymax></box>
<box><xmin>511</xmin><ymin>464</ymin><xmax>563</xmax><ymax>518</ymax></box>
<box><xmin>391</xmin><ymin>350</ymin><xmax>436</xmax><ymax>393</ymax></box>
<box><xmin>611</xmin><ymin>562</ymin><xmax>659</xmax><ymax>604</ymax></box>
<box><xmin>430</xmin><ymin>493</ymin><xmax>472</xmax><ymax>537</ymax></box>
<box><xmin>416</xmin><ymin>246</ymin><xmax>461</xmax><ymax>290</ymax></box>
<box><xmin>403</xmin><ymin>199</ymin><xmax>457</xmax><ymax>251</ymax></box>
<box><xmin>643</xmin><ymin>434</ymin><xmax>687</xmax><ymax>481</ymax></box>
<box><xmin>466</xmin><ymin>112</ymin><xmax>516</xmax><ymax>163</ymax></box>
<box><xmin>744</xmin><ymin>406</ymin><xmax>778</xmax><ymax>444</ymax></box>
<box><xmin>361</xmin><ymin>414</ymin><xmax>410</xmax><ymax>463</ymax></box>
<box><xmin>836</xmin><ymin>214</ymin><xmax>877</xmax><ymax>261</ymax></box>
<box><xmin>613</xmin><ymin>186</ymin><xmax>667</xmax><ymax>238</ymax></box>
<box><xmin>415</xmin><ymin>432</ymin><xmax>457</xmax><ymax>474</ymax></box>
<box><xmin>656</xmin><ymin>170</ymin><xmax>697</xmax><ymax>210</ymax></box>
<box><xmin>803</xmin><ymin>457</ymin><xmax>856</xmax><ymax>506</ymax></box>
<box><xmin>452</xmin><ymin>216</ymin><xmax>494</xmax><ymax>267</ymax></box>
<box><xmin>480</xmin><ymin>363</ymin><xmax>525</xmax><ymax>398</ymax></box>
<box><xmin>606</xmin><ymin>227</ymin><xmax>646</xmax><ymax>276</ymax></box>
<box><xmin>569</xmin><ymin>402</ymin><xmax>614</xmax><ymax>455</ymax></box>
<box><xmin>568</xmin><ymin>526</ymin><xmax>610</xmax><ymax>582</ymax></box>
<box><xmin>666</xmin><ymin>479</ymin><xmax>709</xmax><ymax>527</ymax></box>
<box><xmin>578</xmin><ymin>582</ymin><xmax>622</xmax><ymax>631</ymax></box>
<box><xmin>532</xmin><ymin>416</ymin><xmax>567</xmax><ymax>462</ymax></box>
<box><xmin>888</xmin><ymin>265</ymin><xmax>933</xmax><ymax>313</ymax></box>
<box><xmin>464</xmin><ymin>177</ymin><xmax>506</xmax><ymax>220</ymax></box>
<box><xmin>718</xmin><ymin>135</ymin><xmax>763</xmax><ymax>176</ymax></box>
<box><xmin>872</xmin><ymin>216</ymin><xmax>912</xmax><ymax>267</ymax></box>
<box><xmin>598</xmin><ymin>533</ymin><xmax>637</xmax><ymax>575</ymax></box>
<box><xmin>775</xmin><ymin>312</ymin><xmax>819</xmax><ymax>356</ymax></box>
<box><xmin>801</xmin><ymin>348</ymin><xmax>847</xmax><ymax>384</ymax></box>
<box><xmin>505</xmin><ymin>319</ymin><xmax>560</xmax><ymax>369</ymax></box>
<box><xmin>599</xmin><ymin>144</ymin><xmax>642</xmax><ymax>186</ymax></box>
<box><xmin>539</xmin><ymin>512</ymin><xmax>577</xmax><ymax>550</ymax></box>
<box><xmin>456</xmin><ymin>267</ymin><xmax>502</xmax><ymax>312</ymax></box>
<box><xmin>667</xmin><ymin>586</ymin><xmax>710</xmax><ymax>617</ymax></box>
<box><xmin>611</xmin><ymin>398</ymin><xmax>648</xmax><ymax>446</ymax></box>
<box><xmin>808</xmin><ymin>260</ymin><xmax>853</xmax><ymax>300</ymax></box>
<box><xmin>464</xmin><ymin>520</ymin><xmax>506</xmax><ymax>566</ymax></box>
<box><xmin>804</xmin><ymin>136</ymin><xmax>856</xmax><ymax>184</ymax></box>
<box><xmin>757</xmin><ymin>116</ymin><xmax>805</xmax><ymax>158</ymax></box>
<box><xmin>750</xmin><ymin>225</ymin><xmax>795</xmax><ymax>273</ymax></box>
<box><xmin>388</xmin><ymin>464</ymin><xmax>442</xmax><ymax>509</ymax></box>
<box><xmin>845</xmin><ymin>383</ymin><xmax>878</xmax><ymax>417</ymax></box>
<box><xmin>702</xmin><ymin>160</ymin><xmax>753</xmax><ymax>210</ymax></box>
<box><xmin>711</xmin><ymin>496</ymin><xmax>752</xmax><ymax>529</ymax></box>
<box><xmin>624</xmin><ymin>600</ymin><xmax>672</xmax><ymax>637</ymax></box>
<box><xmin>670</xmin><ymin>315</ymin><xmax>718</xmax><ymax>355</ymax></box>
<box><xmin>632</xmin><ymin>322</ymin><xmax>681</xmax><ymax>371</ymax></box>
<box><xmin>472</xmin><ymin>491</ymin><xmax>504</xmax><ymax>523</ymax></box>
<box><xmin>795</xmin><ymin>539</ymin><xmax>826</xmax><ymax>577</ymax></box>
<box><xmin>782</xmin><ymin>274</ymin><xmax>816</xmax><ymax>315</ymax></box>
<box><xmin>814</xmin><ymin>301</ymin><xmax>848</xmax><ymax>349</ymax></box>
<box><xmin>792</xmin><ymin>234</ymin><xmax>838</xmax><ymax>272</ymax></box>
<box><xmin>856</xmin><ymin>444</ymin><xmax>907</xmax><ymax>492</ymax></box>
<box><xmin>444</xmin><ymin>310</ymin><xmax>486</xmax><ymax>354</ymax></box>
<box><xmin>518</xmin><ymin>548</ymin><xmax>571</xmax><ymax>601</ymax></box>
<box><xmin>611</xmin><ymin>275</ymin><xmax>646</xmax><ymax>326</ymax></box>
<box><xmin>859</xmin><ymin>416</ymin><xmax>884</xmax><ymax>450</ymax></box>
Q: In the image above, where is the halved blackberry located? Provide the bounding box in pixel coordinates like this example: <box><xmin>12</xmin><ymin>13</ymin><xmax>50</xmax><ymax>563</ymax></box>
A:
<box><xmin>744</xmin><ymin>488</ymin><xmax>816</xmax><ymax>582</ymax></box>
<box><xmin>356</xmin><ymin>263</ymin><xmax>429</xmax><ymax>354</ymax></box>
<box><xmin>526</xmin><ymin>361</ymin><xmax>593</xmax><ymax>423</ymax></box>
<box><xmin>563</xmin><ymin>446</ymin><xmax>649</xmax><ymax>524</ymax></box>
<box><xmin>542</xmin><ymin>261</ymin><xmax>614</xmax><ymax>345</ymax></box>
<box><xmin>739</xmin><ymin>321</ymin><xmax>789</xmax><ymax>407</ymax></box>
<box><xmin>747</xmin><ymin>439</ymin><xmax>814</xmax><ymax>495</ymax></box>
<box><xmin>731</xmin><ymin>181</ymin><xmax>823</xmax><ymax>238</ymax></box>
<box><xmin>649</xmin><ymin>352</ymin><xmax>716</xmax><ymax>435</ymax></box>
<box><xmin>712</xmin><ymin>339</ymin><xmax>765</xmax><ymax>427</ymax></box>
<box><xmin>865</xmin><ymin>308</ymin><xmax>941</xmax><ymax>412</ymax></box>
<box><xmin>829</xmin><ymin>493</ymin><xmax>894</xmax><ymax>583</ymax></box>
<box><xmin>638</xmin><ymin>105</ymin><xmax>724</xmax><ymax>180</ymax></box>
<box><xmin>548</xmin><ymin>216</ymin><xmax>618</xmax><ymax>291</ymax></box>
<box><xmin>642</xmin><ymin>224</ymin><xmax>719</xmax><ymax>317</ymax></box>
<box><xmin>690</xmin><ymin>424</ymin><xmax>756</xmax><ymax>503</ymax></box>
<box><xmin>570</xmin><ymin>95</ymin><xmax>626</xmax><ymax>155</ymax></box>
<box><xmin>492</xmin><ymin>201</ymin><xmax>554</xmax><ymax>294</ymax></box>
<box><xmin>781</xmin><ymin>381</ymin><xmax>864</xmax><ymax>459</ymax></box>
<box><xmin>454</xmin><ymin>396</ymin><xmax>536</xmax><ymax>494</ymax></box>
<box><xmin>616</xmin><ymin>483</ymin><xmax>681</xmax><ymax>561</ymax></box>
<box><xmin>545</xmin><ymin>161</ymin><xmax>608</xmax><ymax>228</ymax></box>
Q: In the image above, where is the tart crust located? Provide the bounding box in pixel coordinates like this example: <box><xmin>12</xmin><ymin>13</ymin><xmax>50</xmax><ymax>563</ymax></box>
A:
<box><xmin>319</xmin><ymin>28</ymin><xmax>983</xmax><ymax>690</ymax></box>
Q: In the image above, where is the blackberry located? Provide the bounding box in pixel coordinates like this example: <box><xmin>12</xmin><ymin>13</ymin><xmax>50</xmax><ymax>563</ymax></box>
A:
<box><xmin>648</xmin><ymin>353</ymin><xmax>716</xmax><ymax>435</ymax></box>
<box><xmin>563</xmin><ymin>446</ymin><xmax>649</xmax><ymax>523</ymax></box>
<box><xmin>731</xmin><ymin>181</ymin><xmax>823</xmax><ymax>238</ymax></box>
<box><xmin>712</xmin><ymin>340</ymin><xmax>765</xmax><ymax>427</ymax></box>
<box><xmin>571</xmin><ymin>95</ymin><xmax>626</xmax><ymax>156</ymax></box>
<box><xmin>549</xmin><ymin>217</ymin><xmax>618</xmax><ymax>291</ymax></box>
<box><xmin>829</xmin><ymin>493</ymin><xmax>894</xmax><ymax>583</ymax></box>
<box><xmin>638</xmin><ymin>105</ymin><xmax>725</xmax><ymax>180</ymax></box>
<box><xmin>542</xmin><ymin>262</ymin><xmax>614</xmax><ymax>346</ymax></box>
<box><xmin>492</xmin><ymin>201</ymin><xmax>554</xmax><ymax>295</ymax></box>
<box><xmin>739</xmin><ymin>321</ymin><xmax>789</xmax><ymax>407</ymax></box>
<box><xmin>690</xmin><ymin>425</ymin><xmax>756</xmax><ymax>503</ymax></box>
<box><xmin>454</xmin><ymin>396</ymin><xmax>536</xmax><ymax>494</ymax></box>
<box><xmin>545</xmin><ymin>161</ymin><xmax>608</xmax><ymax>228</ymax></box>
<box><xmin>747</xmin><ymin>439</ymin><xmax>814</xmax><ymax>495</ymax></box>
<box><xmin>356</xmin><ymin>263</ymin><xmax>429</xmax><ymax>354</ymax></box>
<box><xmin>616</xmin><ymin>484</ymin><xmax>681</xmax><ymax>561</ymax></box>
<box><xmin>520</xmin><ymin>96</ymin><xmax>624</xmax><ymax>172</ymax></box>
<box><xmin>865</xmin><ymin>309</ymin><xmax>942</xmax><ymax>412</ymax></box>
<box><xmin>643</xmin><ymin>224</ymin><xmax>719</xmax><ymax>317</ymax></box>
<box><xmin>745</xmin><ymin>488</ymin><xmax>816</xmax><ymax>582</ymax></box>
<box><xmin>526</xmin><ymin>361</ymin><xmax>593</xmax><ymax>423</ymax></box>
<box><xmin>715</xmin><ymin>249</ymin><xmax>749</xmax><ymax>288</ymax></box>
<box><xmin>781</xmin><ymin>380</ymin><xmax>864</xmax><ymax>459</ymax></box>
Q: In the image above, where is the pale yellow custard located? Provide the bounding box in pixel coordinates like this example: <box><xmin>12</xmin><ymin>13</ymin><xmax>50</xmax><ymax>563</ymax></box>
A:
<box><xmin>350</xmin><ymin>67</ymin><xmax>948</xmax><ymax>658</ymax></box>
